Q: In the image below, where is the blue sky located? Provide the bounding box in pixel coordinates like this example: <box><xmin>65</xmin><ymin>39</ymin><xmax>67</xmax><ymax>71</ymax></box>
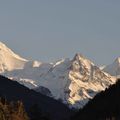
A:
<box><xmin>0</xmin><ymin>0</ymin><xmax>120</xmax><ymax>65</ymax></box>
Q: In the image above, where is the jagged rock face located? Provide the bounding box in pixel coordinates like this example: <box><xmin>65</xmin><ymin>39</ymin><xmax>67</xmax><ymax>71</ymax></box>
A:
<box><xmin>0</xmin><ymin>42</ymin><xmax>117</xmax><ymax>109</ymax></box>
<box><xmin>66</xmin><ymin>54</ymin><xmax>116</xmax><ymax>108</ymax></box>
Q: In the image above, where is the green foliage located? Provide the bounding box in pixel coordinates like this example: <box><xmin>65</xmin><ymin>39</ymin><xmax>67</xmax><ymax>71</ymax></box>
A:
<box><xmin>0</xmin><ymin>98</ymin><xmax>29</xmax><ymax>120</ymax></box>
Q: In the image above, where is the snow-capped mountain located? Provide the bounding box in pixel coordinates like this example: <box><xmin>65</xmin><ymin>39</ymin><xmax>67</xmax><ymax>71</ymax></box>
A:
<box><xmin>103</xmin><ymin>57</ymin><xmax>120</xmax><ymax>77</ymax></box>
<box><xmin>0</xmin><ymin>41</ymin><xmax>116</xmax><ymax>109</ymax></box>
<box><xmin>0</xmin><ymin>42</ymin><xmax>28</xmax><ymax>72</ymax></box>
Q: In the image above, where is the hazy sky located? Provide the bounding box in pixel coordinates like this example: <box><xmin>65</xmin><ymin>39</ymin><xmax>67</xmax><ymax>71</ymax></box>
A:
<box><xmin>0</xmin><ymin>0</ymin><xmax>120</xmax><ymax>65</ymax></box>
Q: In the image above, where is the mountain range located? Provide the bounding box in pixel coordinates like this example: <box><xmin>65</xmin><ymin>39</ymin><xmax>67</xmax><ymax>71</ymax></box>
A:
<box><xmin>0</xmin><ymin>41</ymin><xmax>118</xmax><ymax>109</ymax></box>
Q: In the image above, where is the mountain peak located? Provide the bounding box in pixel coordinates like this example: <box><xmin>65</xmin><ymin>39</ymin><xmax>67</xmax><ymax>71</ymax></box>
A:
<box><xmin>115</xmin><ymin>57</ymin><xmax>120</xmax><ymax>64</ymax></box>
<box><xmin>0</xmin><ymin>41</ymin><xmax>28</xmax><ymax>72</ymax></box>
<box><xmin>0</xmin><ymin>41</ymin><xmax>5</xmax><ymax>45</ymax></box>
<box><xmin>73</xmin><ymin>53</ymin><xmax>85</xmax><ymax>60</ymax></box>
<box><xmin>0</xmin><ymin>41</ymin><xmax>9</xmax><ymax>49</ymax></box>
<box><xmin>0</xmin><ymin>41</ymin><xmax>27</xmax><ymax>61</ymax></box>
<box><xmin>0</xmin><ymin>41</ymin><xmax>6</xmax><ymax>45</ymax></box>
<box><xmin>72</xmin><ymin>53</ymin><xmax>94</xmax><ymax>69</ymax></box>
<box><xmin>103</xmin><ymin>57</ymin><xmax>120</xmax><ymax>76</ymax></box>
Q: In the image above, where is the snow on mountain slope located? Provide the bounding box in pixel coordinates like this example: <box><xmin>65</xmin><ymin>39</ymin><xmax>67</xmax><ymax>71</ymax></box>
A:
<box><xmin>103</xmin><ymin>57</ymin><xmax>120</xmax><ymax>76</ymax></box>
<box><xmin>0</xmin><ymin>41</ymin><xmax>46</xmax><ymax>87</ymax></box>
<box><xmin>100</xmin><ymin>65</ymin><xmax>106</xmax><ymax>70</ymax></box>
<box><xmin>0</xmin><ymin>42</ymin><xmax>28</xmax><ymax>72</ymax></box>
<box><xmin>0</xmin><ymin>41</ymin><xmax>117</xmax><ymax>109</ymax></box>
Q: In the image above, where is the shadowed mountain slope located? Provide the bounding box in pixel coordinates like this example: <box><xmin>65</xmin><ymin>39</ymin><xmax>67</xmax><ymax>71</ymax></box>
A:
<box><xmin>0</xmin><ymin>75</ymin><xmax>72</xmax><ymax>120</ymax></box>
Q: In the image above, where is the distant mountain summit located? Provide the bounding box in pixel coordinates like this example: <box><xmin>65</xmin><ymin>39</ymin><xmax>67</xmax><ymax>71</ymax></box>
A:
<box><xmin>67</xmin><ymin>53</ymin><xmax>116</xmax><ymax>108</ymax></box>
<box><xmin>0</xmin><ymin>41</ymin><xmax>117</xmax><ymax>109</ymax></box>
<box><xmin>104</xmin><ymin>57</ymin><xmax>120</xmax><ymax>76</ymax></box>
<box><xmin>0</xmin><ymin>42</ymin><xmax>27</xmax><ymax>72</ymax></box>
